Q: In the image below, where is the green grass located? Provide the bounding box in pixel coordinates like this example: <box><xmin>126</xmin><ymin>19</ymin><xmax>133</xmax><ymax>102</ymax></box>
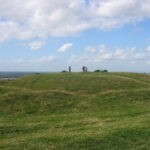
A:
<box><xmin>0</xmin><ymin>72</ymin><xmax>150</xmax><ymax>149</ymax></box>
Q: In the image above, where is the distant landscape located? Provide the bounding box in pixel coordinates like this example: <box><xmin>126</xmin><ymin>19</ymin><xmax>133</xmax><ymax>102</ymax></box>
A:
<box><xmin>0</xmin><ymin>72</ymin><xmax>51</xmax><ymax>79</ymax></box>
<box><xmin>1</xmin><ymin>0</ymin><xmax>150</xmax><ymax>149</ymax></box>
<box><xmin>0</xmin><ymin>72</ymin><xmax>150</xmax><ymax>149</ymax></box>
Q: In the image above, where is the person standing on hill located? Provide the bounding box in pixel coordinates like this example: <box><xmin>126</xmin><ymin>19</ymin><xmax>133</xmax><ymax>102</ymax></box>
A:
<box><xmin>82</xmin><ymin>66</ymin><xmax>85</xmax><ymax>72</ymax></box>
<box><xmin>82</xmin><ymin>66</ymin><xmax>88</xmax><ymax>72</ymax></box>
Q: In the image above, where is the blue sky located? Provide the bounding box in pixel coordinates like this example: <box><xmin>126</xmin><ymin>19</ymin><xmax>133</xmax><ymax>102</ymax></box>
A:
<box><xmin>1</xmin><ymin>0</ymin><xmax>150</xmax><ymax>72</ymax></box>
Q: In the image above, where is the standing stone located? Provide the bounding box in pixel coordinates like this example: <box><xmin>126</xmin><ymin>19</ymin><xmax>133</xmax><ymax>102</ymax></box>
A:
<box><xmin>69</xmin><ymin>66</ymin><xmax>71</xmax><ymax>72</ymax></box>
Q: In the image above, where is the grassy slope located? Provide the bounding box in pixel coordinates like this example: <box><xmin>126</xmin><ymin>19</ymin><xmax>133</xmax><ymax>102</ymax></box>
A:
<box><xmin>0</xmin><ymin>72</ymin><xmax>150</xmax><ymax>150</ymax></box>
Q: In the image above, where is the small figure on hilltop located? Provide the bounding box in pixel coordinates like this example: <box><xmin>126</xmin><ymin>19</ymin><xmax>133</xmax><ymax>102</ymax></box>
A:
<box><xmin>69</xmin><ymin>66</ymin><xmax>71</xmax><ymax>72</ymax></box>
<box><xmin>82</xmin><ymin>66</ymin><xmax>88</xmax><ymax>72</ymax></box>
<box><xmin>82</xmin><ymin>66</ymin><xmax>85</xmax><ymax>72</ymax></box>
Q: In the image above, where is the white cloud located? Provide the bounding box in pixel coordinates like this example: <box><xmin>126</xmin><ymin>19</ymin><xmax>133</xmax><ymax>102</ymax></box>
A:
<box><xmin>58</xmin><ymin>43</ymin><xmax>73</xmax><ymax>53</ymax></box>
<box><xmin>29</xmin><ymin>56</ymin><xmax>56</xmax><ymax>63</ymax></box>
<box><xmin>69</xmin><ymin>44</ymin><xmax>149</xmax><ymax>64</ymax></box>
<box><xmin>131</xmin><ymin>61</ymin><xmax>136</xmax><ymax>64</ymax></box>
<box><xmin>93</xmin><ymin>53</ymin><xmax>112</xmax><ymax>62</ymax></box>
<box><xmin>85</xmin><ymin>44</ymin><xmax>107</xmax><ymax>53</ymax></box>
<box><xmin>69</xmin><ymin>52</ymin><xmax>112</xmax><ymax>64</ymax></box>
<box><xmin>130</xmin><ymin>47</ymin><xmax>136</xmax><ymax>52</ymax></box>
<box><xmin>2</xmin><ymin>56</ymin><xmax>56</xmax><ymax>64</ymax></box>
<box><xmin>12</xmin><ymin>59</ymin><xmax>24</xmax><ymax>63</ymax></box>
<box><xmin>113</xmin><ymin>47</ymin><xmax>146</xmax><ymax>60</ymax></box>
<box><xmin>28</xmin><ymin>41</ymin><xmax>44</xmax><ymax>50</ymax></box>
<box><xmin>0</xmin><ymin>0</ymin><xmax>150</xmax><ymax>43</ymax></box>
<box><xmin>69</xmin><ymin>45</ymin><xmax>112</xmax><ymax>64</ymax></box>
<box><xmin>0</xmin><ymin>55</ymin><xmax>56</xmax><ymax>71</ymax></box>
<box><xmin>115</xmin><ymin>49</ymin><xmax>127</xmax><ymax>59</ymax></box>
<box><xmin>85</xmin><ymin>46</ymin><xmax>96</xmax><ymax>53</ymax></box>
<box><xmin>99</xmin><ymin>44</ymin><xmax>107</xmax><ymax>53</ymax></box>
<box><xmin>147</xmin><ymin>61</ymin><xmax>150</xmax><ymax>65</ymax></box>
<box><xmin>147</xmin><ymin>46</ymin><xmax>150</xmax><ymax>52</ymax></box>
<box><xmin>133</xmin><ymin>53</ymin><xmax>146</xmax><ymax>59</ymax></box>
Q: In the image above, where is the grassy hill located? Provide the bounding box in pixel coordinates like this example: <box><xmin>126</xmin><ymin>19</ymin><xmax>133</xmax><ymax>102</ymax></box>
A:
<box><xmin>0</xmin><ymin>72</ymin><xmax>150</xmax><ymax>149</ymax></box>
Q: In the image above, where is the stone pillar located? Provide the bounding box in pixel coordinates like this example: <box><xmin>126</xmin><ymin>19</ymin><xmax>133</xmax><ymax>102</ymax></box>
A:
<box><xmin>69</xmin><ymin>66</ymin><xmax>71</xmax><ymax>72</ymax></box>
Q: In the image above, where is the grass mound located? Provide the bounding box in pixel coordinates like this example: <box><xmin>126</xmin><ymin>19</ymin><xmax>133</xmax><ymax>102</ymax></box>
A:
<box><xmin>0</xmin><ymin>72</ymin><xmax>150</xmax><ymax>149</ymax></box>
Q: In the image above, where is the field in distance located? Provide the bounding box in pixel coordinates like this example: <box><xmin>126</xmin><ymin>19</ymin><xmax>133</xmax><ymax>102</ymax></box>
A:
<box><xmin>0</xmin><ymin>72</ymin><xmax>150</xmax><ymax>150</ymax></box>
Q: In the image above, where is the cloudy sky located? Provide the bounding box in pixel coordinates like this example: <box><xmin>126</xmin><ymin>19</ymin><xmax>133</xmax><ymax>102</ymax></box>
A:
<box><xmin>1</xmin><ymin>0</ymin><xmax>150</xmax><ymax>72</ymax></box>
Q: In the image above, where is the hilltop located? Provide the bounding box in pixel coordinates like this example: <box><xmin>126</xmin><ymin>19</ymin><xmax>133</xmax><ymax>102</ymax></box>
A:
<box><xmin>0</xmin><ymin>72</ymin><xmax>150</xmax><ymax>150</ymax></box>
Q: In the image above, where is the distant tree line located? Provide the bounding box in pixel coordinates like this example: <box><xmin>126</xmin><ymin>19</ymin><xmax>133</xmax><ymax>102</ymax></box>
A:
<box><xmin>94</xmin><ymin>69</ymin><xmax>108</xmax><ymax>72</ymax></box>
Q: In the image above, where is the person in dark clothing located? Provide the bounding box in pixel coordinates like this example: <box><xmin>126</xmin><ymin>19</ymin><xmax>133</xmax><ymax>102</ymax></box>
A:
<box><xmin>82</xmin><ymin>66</ymin><xmax>85</xmax><ymax>72</ymax></box>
